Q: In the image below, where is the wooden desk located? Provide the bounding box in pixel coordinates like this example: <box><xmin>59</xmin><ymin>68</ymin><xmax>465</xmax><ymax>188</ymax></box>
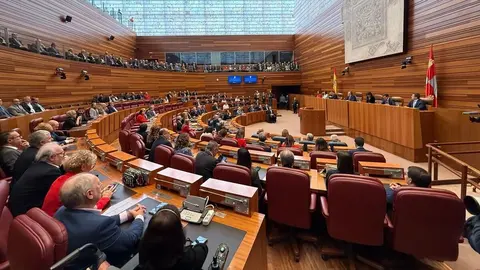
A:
<box><xmin>154</xmin><ymin>167</ymin><xmax>203</xmax><ymax>197</ymax></box>
<box><xmin>245</xmin><ymin>137</ymin><xmax>280</xmax><ymax>149</ymax></box>
<box><xmin>200</xmin><ymin>178</ymin><xmax>259</xmax><ymax>216</ymax></box>
<box><xmin>277</xmin><ymin>155</ymin><xmax>310</xmax><ymax>170</ymax></box>
<box><xmin>260</xmin><ymin>168</ymin><xmax>327</xmax><ymax>194</ymax></box>
<box><xmin>299</xmin><ymin>107</ymin><xmax>326</xmax><ymax>136</ymax></box>
<box><xmin>197</xmin><ymin>141</ymin><xmax>276</xmax><ymax>165</ymax></box>
<box><xmin>87</xmin><ymin>138</ymin><xmax>106</xmax><ymax>150</ymax></box>
<box><xmin>123</xmin><ymin>159</ymin><xmax>164</xmax><ymax>184</ymax></box>
<box><xmin>86</xmin><ymin>129</ymin><xmax>97</xmax><ymax>135</ymax></box>
<box><xmin>93</xmin><ymin>144</ymin><xmax>118</xmax><ymax>161</ymax></box>
<box><xmin>86</xmin><ymin>133</ymin><xmax>99</xmax><ymax>140</ymax></box>
<box><xmin>316</xmin><ymin>158</ymin><xmax>337</xmax><ymax>170</ymax></box>
<box><xmin>333</xmin><ymin>146</ymin><xmax>355</xmax><ymax>152</ymax></box>
<box><xmin>105</xmin><ymin>151</ymin><xmax>137</xmax><ymax>171</ymax></box>
<box><xmin>358</xmin><ymin>161</ymin><xmax>405</xmax><ymax>179</ymax></box>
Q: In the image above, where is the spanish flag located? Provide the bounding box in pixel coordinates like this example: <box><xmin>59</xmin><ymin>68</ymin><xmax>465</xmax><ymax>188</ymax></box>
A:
<box><xmin>425</xmin><ymin>45</ymin><xmax>438</xmax><ymax>107</ymax></box>
<box><xmin>333</xmin><ymin>68</ymin><xmax>338</xmax><ymax>93</ymax></box>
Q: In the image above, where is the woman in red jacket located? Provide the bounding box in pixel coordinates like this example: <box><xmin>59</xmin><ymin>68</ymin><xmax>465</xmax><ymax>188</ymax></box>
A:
<box><xmin>235</xmin><ymin>129</ymin><xmax>247</xmax><ymax>148</ymax></box>
<box><xmin>42</xmin><ymin>150</ymin><xmax>113</xmax><ymax>216</ymax></box>
<box><xmin>136</xmin><ymin>108</ymin><xmax>149</xmax><ymax>123</ymax></box>
<box><xmin>181</xmin><ymin>119</ymin><xmax>196</xmax><ymax>138</ymax></box>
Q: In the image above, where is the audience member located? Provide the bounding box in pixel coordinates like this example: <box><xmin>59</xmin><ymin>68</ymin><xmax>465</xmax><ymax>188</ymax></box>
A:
<box><xmin>348</xmin><ymin>137</ymin><xmax>369</xmax><ymax>155</ymax></box>
<box><xmin>31</xmin><ymin>97</ymin><xmax>45</xmax><ymax>112</ymax></box>
<box><xmin>146</xmin><ymin>125</ymin><xmax>161</xmax><ymax>149</ymax></box>
<box><xmin>146</xmin><ymin>105</ymin><xmax>157</xmax><ymax>119</ymax></box>
<box><xmin>47</xmin><ymin>42</ymin><xmax>60</xmax><ymax>56</ymax></box>
<box><xmin>237</xmin><ymin>148</ymin><xmax>262</xmax><ymax>189</ymax></box>
<box><xmin>385</xmin><ymin>166</ymin><xmax>431</xmax><ymax>204</ymax></box>
<box><xmin>195</xmin><ymin>141</ymin><xmax>221</xmax><ymax>181</ymax></box>
<box><xmin>0</xmin><ymin>130</ymin><xmax>28</xmax><ymax>177</ymax></box>
<box><xmin>8</xmin><ymin>98</ymin><xmax>28</xmax><ymax>116</ymax></box>
<box><xmin>55</xmin><ymin>173</ymin><xmax>145</xmax><ymax>267</ymax></box>
<box><xmin>292</xmin><ymin>97</ymin><xmax>299</xmax><ymax>114</ymax></box>
<box><xmin>279</xmin><ymin>94</ymin><xmax>287</xmax><ymax>109</ymax></box>
<box><xmin>325</xmin><ymin>151</ymin><xmax>354</xmax><ymax>188</ymax></box>
<box><xmin>266</xmin><ymin>105</ymin><xmax>276</xmax><ymax>123</ymax></box>
<box><xmin>175</xmin><ymin>115</ymin><xmax>183</xmax><ymax>132</ymax></box>
<box><xmin>8</xmin><ymin>142</ymin><xmax>65</xmax><ymax>216</ymax></box>
<box><xmin>328</xmin><ymin>91</ymin><xmax>338</xmax><ymax>99</ymax></box>
<box><xmin>330</xmin><ymin>134</ymin><xmax>340</xmax><ymax>142</ymax></box>
<box><xmin>464</xmin><ymin>196</ymin><xmax>480</xmax><ymax>253</ymax></box>
<box><xmin>214</xmin><ymin>128</ymin><xmax>228</xmax><ymax>144</ymax></box>
<box><xmin>106</xmin><ymin>102</ymin><xmax>118</xmax><ymax>114</ymax></box>
<box><xmin>281</xmin><ymin>129</ymin><xmax>290</xmax><ymax>138</ymax></box>
<box><xmin>42</xmin><ymin>150</ymin><xmax>113</xmax><ymax>216</ymax></box>
<box><xmin>365</xmin><ymin>92</ymin><xmax>376</xmax><ymax>104</ymax></box>
<box><xmin>346</xmin><ymin>91</ymin><xmax>357</xmax><ymax>101</ymax></box>
<box><xmin>256</xmin><ymin>133</ymin><xmax>272</xmax><ymax>152</ymax></box>
<box><xmin>137</xmin><ymin>124</ymin><xmax>148</xmax><ymax>143</ymax></box>
<box><xmin>0</xmin><ymin>99</ymin><xmax>13</xmax><ymax>118</ymax></box>
<box><xmin>47</xmin><ymin>120</ymin><xmax>67</xmax><ymax>142</ymax></box>
<box><xmin>174</xmin><ymin>133</ymin><xmax>193</xmax><ymax>156</ymax></box>
<box><xmin>282</xmin><ymin>135</ymin><xmax>298</xmax><ymax>148</ymax></box>
<box><xmin>200</xmin><ymin>127</ymin><xmax>215</xmax><ymax>140</ymax></box>
<box><xmin>136</xmin><ymin>204</ymin><xmax>208</xmax><ymax>270</ymax></box>
<box><xmin>136</xmin><ymin>108</ymin><xmax>149</xmax><ymax>123</ymax></box>
<box><xmin>181</xmin><ymin>119</ymin><xmax>196</xmax><ymax>138</ymax></box>
<box><xmin>407</xmin><ymin>93</ymin><xmax>428</xmax><ymax>110</ymax></box>
<box><xmin>148</xmin><ymin>128</ymin><xmax>172</xmax><ymax>162</ymax></box>
<box><xmin>315</xmin><ymin>137</ymin><xmax>330</xmax><ymax>151</ymax></box>
<box><xmin>279</xmin><ymin>149</ymin><xmax>295</xmax><ymax>168</ymax></box>
<box><xmin>20</xmin><ymin>96</ymin><xmax>36</xmax><ymax>114</ymax></box>
<box><xmin>212</xmin><ymin>102</ymin><xmax>219</xmax><ymax>110</ymax></box>
<box><xmin>63</xmin><ymin>110</ymin><xmax>81</xmax><ymax>130</ymax></box>
<box><xmin>382</xmin><ymin>94</ymin><xmax>395</xmax><ymax>105</ymax></box>
<box><xmin>235</xmin><ymin>129</ymin><xmax>247</xmax><ymax>148</ymax></box>
<box><xmin>12</xmin><ymin>130</ymin><xmax>52</xmax><ymax>186</ymax></box>
<box><xmin>89</xmin><ymin>102</ymin><xmax>99</xmax><ymax>120</ymax></box>
<box><xmin>9</xmin><ymin>33</ymin><xmax>27</xmax><ymax>50</ymax></box>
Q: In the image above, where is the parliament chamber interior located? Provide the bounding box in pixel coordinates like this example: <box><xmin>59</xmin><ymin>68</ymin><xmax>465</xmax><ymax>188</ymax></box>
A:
<box><xmin>1</xmin><ymin>0</ymin><xmax>480</xmax><ymax>269</ymax></box>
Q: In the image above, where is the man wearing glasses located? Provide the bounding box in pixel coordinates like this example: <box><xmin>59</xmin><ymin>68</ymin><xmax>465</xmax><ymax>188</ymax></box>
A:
<box><xmin>0</xmin><ymin>130</ymin><xmax>29</xmax><ymax>177</ymax></box>
<box><xmin>8</xmin><ymin>142</ymin><xmax>66</xmax><ymax>216</ymax></box>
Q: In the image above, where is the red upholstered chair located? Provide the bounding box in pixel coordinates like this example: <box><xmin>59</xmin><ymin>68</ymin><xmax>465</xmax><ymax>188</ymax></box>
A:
<box><xmin>154</xmin><ymin>145</ymin><xmax>174</xmax><ymax>167</ymax></box>
<box><xmin>277</xmin><ymin>147</ymin><xmax>303</xmax><ymax>156</ymax></box>
<box><xmin>387</xmin><ymin>188</ymin><xmax>465</xmax><ymax>261</ymax></box>
<box><xmin>310</xmin><ymin>151</ymin><xmax>336</xmax><ymax>170</ymax></box>
<box><xmin>213</xmin><ymin>163</ymin><xmax>251</xmax><ymax>186</ymax></box>
<box><xmin>320</xmin><ymin>174</ymin><xmax>387</xmax><ymax>268</ymax></box>
<box><xmin>29</xmin><ymin>118</ymin><xmax>44</xmax><ymax>133</ymax></box>
<box><xmin>352</xmin><ymin>152</ymin><xmax>386</xmax><ymax>172</ymax></box>
<box><xmin>7</xmin><ymin>208</ymin><xmax>68</xmax><ymax>270</ymax></box>
<box><xmin>266</xmin><ymin>167</ymin><xmax>317</xmax><ymax>261</ymax></box>
<box><xmin>131</xmin><ymin>140</ymin><xmax>146</xmax><ymax>159</ymax></box>
<box><xmin>119</xmin><ymin>130</ymin><xmax>131</xmax><ymax>153</ymax></box>
<box><xmin>246</xmin><ymin>144</ymin><xmax>265</xmax><ymax>152</ymax></box>
<box><xmin>0</xmin><ymin>169</ymin><xmax>11</xmax><ymax>183</ymax></box>
<box><xmin>0</xmin><ymin>181</ymin><xmax>12</xmax><ymax>269</ymax></box>
<box><xmin>171</xmin><ymin>153</ymin><xmax>195</xmax><ymax>173</ymax></box>
<box><xmin>129</xmin><ymin>133</ymin><xmax>143</xmax><ymax>151</ymax></box>
<box><xmin>200</xmin><ymin>134</ymin><xmax>214</xmax><ymax>142</ymax></box>
<box><xmin>220</xmin><ymin>138</ymin><xmax>238</xmax><ymax>147</ymax></box>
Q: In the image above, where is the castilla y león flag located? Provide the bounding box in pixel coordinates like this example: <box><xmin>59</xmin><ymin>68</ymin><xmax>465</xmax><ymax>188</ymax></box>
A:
<box><xmin>425</xmin><ymin>45</ymin><xmax>438</xmax><ymax>107</ymax></box>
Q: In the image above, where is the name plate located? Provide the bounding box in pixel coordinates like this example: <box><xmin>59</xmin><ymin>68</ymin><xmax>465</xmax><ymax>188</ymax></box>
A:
<box><xmin>154</xmin><ymin>168</ymin><xmax>202</xmax><ymax>197</ymax></box>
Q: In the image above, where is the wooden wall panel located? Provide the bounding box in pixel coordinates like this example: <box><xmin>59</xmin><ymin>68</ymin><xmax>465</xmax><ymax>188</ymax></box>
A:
<box><xmin>136</xmin><ymin>35</ymin><xmax>295</xmax><ymax>60</ymax></box>
<box><xmin>294</xmin><ymin>0</ymin><xmax>480</xmax><ymax>109</ymax></box>
<box><xmin>0</xmin><ymin>0</ymin><xmax>136</xmax><ymax>59</ymax></box>
<box><xmin>0</xmin><ymin>47</ymin><xmax>301</xmax><ymax>106</ymax></box>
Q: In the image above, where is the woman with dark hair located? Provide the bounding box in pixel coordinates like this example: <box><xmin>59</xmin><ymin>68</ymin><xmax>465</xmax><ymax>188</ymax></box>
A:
<box><xmin>315</xmin><ymin>137</ymin><xmax>330</xmax><ymax>151</ymax></box>
<box><xmin>146</xmin><ymin>125</ymin><xmax>161</xmax><ymax>149</ymax></box>
<box><xmin>281</xmin><ymin>135</ymin><xmax>299</xmax><ymax>148</ymax></box>
<box><xmin>214</xmin><ymin>128</ymin><xmax>228</xmax><ymax>144</ymax></box>
<box><xmin>237</xmin><ymin>148</ymin><xmax>261</xmax><ymax>189</ymax></box>
<box><xmin>325</xmin><ymin>151</ymin><xmax>354</xmax><ymax>188</ymax></box>
<box><xmin>136</xmin><ymin>204</ymin><xmax>208</xmax><ymax>270</ymax></box>
<box><xmin>365</xmin><ymin>92</ymin><xmax>376</xmax><ymax>104</ymax></box>
<box><xmin>137</xmin><ymin>124</ymin><xmax>148</xmax><ymax>143</ymax></box>
<box><xmin>136</xmin><ymin>108</ymin><xmax>149</xmax><ymax>123</ymax></box>
<box><xmin>235</xmin><ymin>129</ymin><xmax>247</xmax><ymax>148</ymax></box>
<box><xmin>174</xmin><ymin>133</ymin><xmax>193</xmax><ymax>157</ymax></box>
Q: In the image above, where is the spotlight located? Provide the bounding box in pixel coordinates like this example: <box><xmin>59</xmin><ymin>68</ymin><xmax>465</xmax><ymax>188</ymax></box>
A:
<box><xmin>62</xmin><ymin>15</ymin><xmax>72</xmax><ymax>23</ymax></box>
<box><xmin>55</xmin><ymin>67</ymin><xmax>66</xmax><ymax>80</ymax></box>
<box><xmin>81</xmin><ymin>70</ymin><xmax>90</xmax><ymax>81</ymax></box>
<box><xmin>341</xmin><ymin>66</ymin><xmax>349</xmax><ymax>76</ymax></box>
<box><xmin>401</xmin><ymin>56</ymin><xmax>412</xmax><ymax>69</ymax></box>
<box><xmin>107</xmin><ymin>35</ymin><xmax>115</xmax><ymax>41</ymax></box>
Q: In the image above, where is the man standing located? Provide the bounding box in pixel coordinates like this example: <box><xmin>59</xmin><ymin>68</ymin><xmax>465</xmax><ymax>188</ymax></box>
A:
<box><xmin>0</xmin><ymin>130</ymin><xmax>29</xmax><ymax>177</ymax></box>
<box><xmin>292</xmin><ymin>97</ymin><xmax>300</xmax><ymax>114</ymax></box>
<box><xmin>8</xmin><ymin>99</ymin><xmax>28</xmax><ymax>116</ymax></box>
<box><xmin>55</xmin><ymin>173</ymin><xmax>145</xmax><ymax>267</ymax></box>
<box><xmin>9</xmin><ymin>142</ymin><xmax>65</xmax><ymax>216</ymax></box>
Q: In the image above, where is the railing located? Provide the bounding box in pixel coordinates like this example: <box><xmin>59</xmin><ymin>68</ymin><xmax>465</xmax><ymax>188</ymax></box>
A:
<box><xmin>427</xmin><ymin>141</ymin><xmax>480</xmax><ymax>199</ymax></box>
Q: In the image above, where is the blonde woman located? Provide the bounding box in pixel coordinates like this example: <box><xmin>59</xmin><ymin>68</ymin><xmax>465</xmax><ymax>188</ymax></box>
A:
<box><xmin>42</xmin><ymin>150</ymin><xmax>113</xmax><ymax>216</ymax></box>
<box><xmin>63</xmin><ymin>110</ymin><xmax>81</xmax><ymax>130</ymax></box>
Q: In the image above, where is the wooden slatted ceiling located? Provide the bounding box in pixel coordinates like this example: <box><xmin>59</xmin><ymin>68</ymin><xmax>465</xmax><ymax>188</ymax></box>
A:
<box><xmin>0</xmin><ymin>0</ymin><xmax>135</xmax><ymax>59</ymax></box>
<box><xmin>136</xmin><ymin>35</ymin><xmax>295</xmax><ymax>60</ymax></box>
<box><xmin>0</xmin><ymin>47</ymin><xmax>300</xmax><ymax>106</ymax></box>
<box><xmin>294</xmin><ymin>0</ymin><xmax>480</xmax><ymax>109</ymax></box>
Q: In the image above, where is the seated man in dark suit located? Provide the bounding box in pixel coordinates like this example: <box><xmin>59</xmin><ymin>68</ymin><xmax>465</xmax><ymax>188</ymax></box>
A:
<box><xmin>0</xmin><ymin>37</ymin><xmax>6</xmax><ymax>46</ymax></box>
<box><xmin>77</xmin><ymin>49</ymin><xmax>88</xmax><ymax>62</ymax></box>
<box><xmin>347</xmin><ymin>137</ymin><xmax>369</xmax><ymax>156</ymax></box>
<box><xmin>47</xmin><ymin>42</ymin><xmax>61</xmax><ymax>57</ymax></box>
<box><xmin>0</xmin><ymin>130</ymin><xmax>28</xmax><ymax>177</ymax></box>
<box><xmin>381</xmin><ymin>94</ymin><xmax>395</xmax><ymax>105</ymax></box>
<box><xmin>31</xmin><ymin>97</ymin><xmax>46</xmax><ymax>112</ymax></box>
<box><xmin>346</xmin><ymin>91</ymin><xmax>357</xmax><ymax>101</ymax></box>
<box><xmin>256</xmin><ymin>133</ymin><xmax>272</xmax><ymax>152</ymax></box>
<box><xmin>9</xmin><ymin>33</ymin><xmax>27</xmax><ymax>50</ymax></box>
<box><xmin>0</xmin><ymin>99</ymin><xmax>13</xmax><ymax>118</ymax></box>
<box><xmin>148</xmin><ymin>129</ymin><xmax>172</xmax><ymax>162</ymax></box>
<box><xmin>385</xmin><ymin>166</ymin><xmax>431</xmax><ymax>205</ymax></box>
<box><xmin>195</xmin><ymin>141</ymin><xmax>222</xmax><ymax>181</ymax></box>
<box><xmin>266</xmin><ymin>106</ymin><xmax>276</xmax><ymax>123</ymax></box>
<box><xmin>8</xmin><ymin>143</ymin><xmax>65</xmax><ymax>216</ymax></box>
<box><xmin>12</xmin><ymin>130</ymin><xmax>52</xmax><ymax>187</ymax></box>
<box><xmin>55</xmin><ymin>173</ymin><xmax>145</xmax><ymax>268</ymax></box>
<box><xmin>407</xmin><ymin>93</ymin><xmax>428</xmax><ymax>110</ymax></box>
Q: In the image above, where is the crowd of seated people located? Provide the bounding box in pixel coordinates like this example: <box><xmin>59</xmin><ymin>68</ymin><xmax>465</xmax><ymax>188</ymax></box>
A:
<box><xmin>4</xmin><ymin>32</ymin><xmax>299</xmax><ymax>74</ymax></box>
<box><xmin>0</xmin><ymin>96</ymin><xmax>46</xmax><ymax>118</ymax></box>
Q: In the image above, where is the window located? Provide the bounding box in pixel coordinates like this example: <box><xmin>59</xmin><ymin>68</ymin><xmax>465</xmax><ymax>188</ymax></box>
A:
<box><xmin>166</xmin><ymin>53</ymin><xmax>180</xmax><ymax>64</ymax></box>
<box><xmin>220</xmin><ymin>52</ymin><xmax>235</xmax><ymax>65</ymax></box>
<box><xmin>265</xmin><ymin>51</ymin><xmax>279</xmax><ymax>63</ymax></box>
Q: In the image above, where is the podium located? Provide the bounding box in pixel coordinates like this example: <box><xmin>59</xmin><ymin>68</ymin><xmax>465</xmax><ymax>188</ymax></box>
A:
<box><xmin>299</xmin><ymin>107</ymin><xmax>326</xmax><ymax>135</ymax></box>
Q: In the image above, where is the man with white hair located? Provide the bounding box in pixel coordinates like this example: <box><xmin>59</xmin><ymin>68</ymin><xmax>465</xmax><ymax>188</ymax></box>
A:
<box><xmin>12</xmin><ymin>130</ymin><xmax>52</xmax><ymax>186</ymax></box>
<box><xmin>55</xmin><ymin>173</ymin><xmax>145</xmax><ymax>268</ymax></box>
<box><xmin>8</xmin><ymin>142</ymin><xmax>65</xmax><ymax>216</ymax></box>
